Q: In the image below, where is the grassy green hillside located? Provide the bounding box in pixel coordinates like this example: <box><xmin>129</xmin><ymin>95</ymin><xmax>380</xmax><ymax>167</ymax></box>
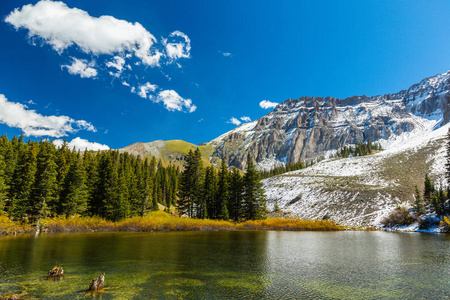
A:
<box><xmin>120</xmin><ymin>139</ymin><xmax>216</xmax><ymax>170</ymax></box>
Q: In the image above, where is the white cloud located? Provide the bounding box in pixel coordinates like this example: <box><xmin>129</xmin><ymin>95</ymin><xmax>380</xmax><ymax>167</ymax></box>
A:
<box><xmin>259</xmin><ymin>100</ymin><xmax>279</xmax><ymax>109</ymax></box>
<box><xmin>219</xmin><ymin>51</ymin><xmax>232</xmax><ymax>57</ymax></box>
<box><xmin>136</xmin><ymin>82</ymin><xmax>158</xmax><ymax>99</ymax></box>
<box><xmin>163</xmin><ymin>31</ymin><xmax>191</xmax><ymax>62</ymax></box>
<box><xmin>62</xmin><ymin>57</ymin><xmax>97</xmax><ymax>78</ymax></box>
<box><xmin>240</xmin><ymin>116</ymin><xmax>251</xmax><ymax>122</ymax></box>
<box><xmin>75</xmin><ymin>120</ymin><xmax>96</xmax><ymax>132</ymax></box>
<box><xmin>155</xmin><ymin>90</ymin><xmax>196</xmax><ymax>112</ymax></box>
<box><xmin>106</xmin><ymin>55</ymin><xmax>126</xmax><ymax>77</ymax></box>
<box><xmin>0</xmin><ymin>94</ymin><xmax>96</xmax><ymax>137</ymax></box>
<box><xmin>106</xmin><ymin>56</ymin><xmax>125</xmax><ymax>72</ymax></box>
<box><xmin>53</xmin><ymin>137</ymin><xmax>109</xmax><ymax>151</ymax></box>
<box><xmin>5</xmin><ymin>0</ymin><xmax>163</xmax><ymax>66</ymax></box>
<box><xmin>6</xmin><ymin>1</ymin><xmax>197</xmax><ymax>112</ymax></box>
<box><xmin>227</xmin><ymin>117</ymin><xmax>241</xmax><ymax>126</ymax></box>
<box><xmin>27</xmin><ymin>100</ymin><xmax>36</xmax><ymax>105</ymax></box>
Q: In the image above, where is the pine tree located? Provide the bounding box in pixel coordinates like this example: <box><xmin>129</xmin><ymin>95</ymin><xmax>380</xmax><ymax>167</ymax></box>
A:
<box><xmin>414</xmin><ymin>185</ymin><xmax>425</xmax><ymax>215</ymax></box>
<box><xmin>89</xmin><ymin>152</ymin><xmax>114</xmax><ymax>217</ymax></box>
<box><xmin>216</xmin><ymin>158</ymin><xmax>229</xmax><ymax>220</ymax></box>
<box><xmin>0</xmin><ymin>154</ymin><xmax>8</xmax><ymax>211</ymax></box>
<box><xmin>203</xmin><ymin>166</ymin><xmax>217</xmax><ymax>219</ymax></box>
<box><xmin>423</xmin><ymin>174</ymin><xmax>434</xmax><ymax>203</ymax></box>
<box><xmin>9</xmin><ymin>142</ymin><xmax>37</xmax><ymax>220</ymax></box>
<box><xmin>178</xmin><ymin>150</ymin><xmax>195</xmax><ymax>217</ymax></box>
<box><xmin>242</xmin><ymin>154</ymin><xmax>266</xmax><ymax>220</ymax></box>
<box><xmin>54</xmin><ymin>141</ymin><xmax>74</xmax><ymax>214</ymax></box>
<box><xmin>31</xmin><ymin>141</ymin><xmax>58</xmax><ymax>224</ymax></box>
<box><xmin>228</xmin><ymin>168</ymin><xmax>243</xmax><ymax>221</ymax></box>
<box><xmin>60</xmin><ymin>152</ymin><xmax>88</xmax><ymax>217</ymax></box>
<box><xmin>103</xmin><ymin>156</ymin><xmax>130</xmax><ymax>221</ymax></box>
<box><xmin>178</xmin><ymin>149</ymin><xmax>204</xmax><ymax>217</ymax></box>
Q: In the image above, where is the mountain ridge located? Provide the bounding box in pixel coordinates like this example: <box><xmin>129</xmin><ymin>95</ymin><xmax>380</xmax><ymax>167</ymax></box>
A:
<box><xmin>207</xmin><ymin>70</ymin><xmax>450</xmax><ymax>170</ymax></box>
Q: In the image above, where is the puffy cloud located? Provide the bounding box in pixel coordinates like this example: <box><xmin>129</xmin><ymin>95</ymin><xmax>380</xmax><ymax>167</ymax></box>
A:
<box><xmin>163</xmin><ymin>31</ymin><xmax>191</xmax><ymax>62</ymax></box>
<box><xmin>62</xmin><ymin>57</ymin><xmax>97</xmax><ymax>78</ymax></box>
<box><xmin>227</xmin><ymin>117</ymin><xmax>241</xmax><ymax>126</ymax></box>
<box><xmin>75</xmin><ymin>120</ymin><xmax>96</xmax><ymax>132</ymax></box>
<box><xmin>5</xmin><ymin>0</ymin><xmax>163</xmax><ymax>66</ymax></box>
<box><xmin>136</xmin><ymin>82</ymin><xmax>158</xmax><ymax>99</ymax></box>
<box><xmin>259</xmin><ymin>100</ymin><xmax>279</xmax><ymax>109</ymax></box>
<box><xmin>0</xmin><ymin>94</ymin><xmax>96</xmax><ymax>137</ymax></box>
<box><xmin>6</xmin><ymin>1</ymin><xmax>197</xmax><ymax>112</ymax></box>
<box><xmin>240</xmin><ymin>116</ymin><xmax>251</xmax><ymax>122</ymax></box>
<box><xmin>53</xmin><ymin>137</ymin><xmax>109</xmax><ymax>151</ymax></box>
<box><xmin>155</xmin><ymin>90</ymin><xmax>196</xmax><ymax>112</ymax></box>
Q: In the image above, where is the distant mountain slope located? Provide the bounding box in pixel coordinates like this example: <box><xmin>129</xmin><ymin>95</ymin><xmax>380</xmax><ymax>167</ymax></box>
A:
<box><xmin>208</xmin><ymin>71</ymin><xmax>450</xmax><ymax>170</ymax></box>
<box><xmin>120</xmin><ymin>140</ymin><xmax>215</xmax><ymax>169</ymax></box>
<box><xmin>262</xmin><ymin>123</ymin><xmax>449</xmax><ymax>227</ymax></box>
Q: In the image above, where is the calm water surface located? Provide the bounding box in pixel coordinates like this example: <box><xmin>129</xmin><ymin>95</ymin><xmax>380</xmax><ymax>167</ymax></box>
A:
<box><xmin>0</xmin><ymin>231</ymin><xmax>448</xmax><ymax>299</ymax></box>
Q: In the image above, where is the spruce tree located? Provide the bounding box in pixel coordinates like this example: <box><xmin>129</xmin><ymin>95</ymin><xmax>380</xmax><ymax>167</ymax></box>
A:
<box><xmin>178</xmin><ymin>150</ymin><xmax>195</xmax><ymax>217</ymax></box>
<box><xmin>31</xmin><ymin>141</ymin><xmax>58</xmax><ymax>223</ymax></box>
<box><xmin>242</xmin><ymin>154</ymin><xmax>266</xmax><ymax>220</ymax></box>
<box><xmin>228</xmin><ymin>168</ymin><xmax>243</xmax><ymax>221</ymax></box>
<box><xmin>9</xmin><ymin>142</ymin><xmax>37</xmax><ymax>220</ymax></box>
<box><xmin>414</xmin><ymin>185</ymin><xmax>425</xmax><ymax>215</ymax></box>
<box><xmin>423</xmin><ymin>174</ymin><xmax>434</xmax><ymax>204</ymax></box>
<box><xmin>60</xmin><ymin>152</ymin><xmax>88</xmax><ymax>217</ymax></box>
<box><xmin>178</xmin><ymin>149</ymin><xmax>204</xmax><ymax>217</ymax></box>
<box><xmin>216</xmin><ymin>158</ymin><xmax>230</xmax><ymax>220</ymax></box>
<box><xmin>204</xmin><ymin>166</ymin><xmax>217</xmax><ymax>219</ymax></box>
<box><xmin>0</xmin><ymin>154</ymin><xmax>7</xmax><ymax>211</ymax></box>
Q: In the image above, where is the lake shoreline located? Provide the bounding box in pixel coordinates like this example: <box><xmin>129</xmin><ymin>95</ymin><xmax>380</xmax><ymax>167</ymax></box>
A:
<box><xmin>0</xmin><ymin>211</ymin><xmax>343</xmax><ymax>236</ymax></box>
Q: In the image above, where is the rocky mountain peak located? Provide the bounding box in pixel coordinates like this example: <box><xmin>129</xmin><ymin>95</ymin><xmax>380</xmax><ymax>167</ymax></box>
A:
<box><xmin>208</xmin><ymin>70</ymin><xmax>450</xmax><ymax>170</ymax></box>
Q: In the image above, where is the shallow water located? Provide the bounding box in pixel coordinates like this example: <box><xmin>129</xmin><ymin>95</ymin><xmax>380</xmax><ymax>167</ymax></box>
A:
<box><xmin>0</xmin><ymin>231</ymin><xmax>448</xmax><ymax>299</ymax></box>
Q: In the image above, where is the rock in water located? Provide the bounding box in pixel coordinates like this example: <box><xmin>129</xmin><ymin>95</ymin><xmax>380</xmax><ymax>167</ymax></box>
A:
<box><xmin>89</xmin><ymin>273</ymin><xmax>105</xmax><ymax>291</ymax></box>
<box><xmin>47</xmin><ymin>266</ymin><xmax>64</xmax><ymax>278</ymax></box>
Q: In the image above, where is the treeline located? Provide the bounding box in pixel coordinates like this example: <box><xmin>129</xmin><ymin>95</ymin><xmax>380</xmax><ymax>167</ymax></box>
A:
<box><xmin>0</xmin><ymin>134</ymin><xmax>180</xmax><ymax>223</ymax></box>
<box><xmin>336</xmin><ymin>140</ymin><xmax>382</xmax><ymax>158</ymax></box>
<box><xmin>260</xmin><ymin>141</ymin><xmax>383</xmax><ymax>180</ymax></box>
<box><xmin>260</xmin><ymin>161</ymin><xmax>310</xmax><ymax>179</ymax></box>
<box><xmin>177</xmin><ymin>149</ymin><xmax>266</xmax><ymax>221</ymax></box>
<box><xmin>414</xmin><ymin>174</ymin><xmax>449</xmax><ymax>216</ymax></box>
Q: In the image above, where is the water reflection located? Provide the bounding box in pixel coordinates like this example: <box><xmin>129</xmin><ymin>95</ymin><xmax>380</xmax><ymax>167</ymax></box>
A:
<box><xmin>0</xmin><ymin>231</ymin><xmax>448</xmax><ymax>299</ymax></box>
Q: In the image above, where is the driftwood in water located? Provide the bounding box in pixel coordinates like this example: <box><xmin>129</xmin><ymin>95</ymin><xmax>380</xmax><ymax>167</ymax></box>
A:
<box><xmin>47</xmin><ymin>266</ymin><xmax>64</xmax><ymax>278</ymax></box>
<box><xmin>89</xmin><ymin>273</ymin><xmax>105</xmax><ymax>291</ymax></box>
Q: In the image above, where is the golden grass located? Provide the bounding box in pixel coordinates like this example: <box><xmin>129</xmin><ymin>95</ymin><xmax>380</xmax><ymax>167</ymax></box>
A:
<box><xmin>238</xmin><ymin>217</ymin><xmax>343</xmax><ymax>231</ymax></box>
<box><xmin>1</xmin><ymin>211</ymin><xmax>344</xmax><ymax>235</ymax></box>
<box><xmin>116</xmin><ymin>211</ymin><xmax>235</xmax><ymax>232</ymax></box>
<box><xmin>0</xmin><ymin>213</ymin><xmax>33</xmax><ymax>235</ymax></box>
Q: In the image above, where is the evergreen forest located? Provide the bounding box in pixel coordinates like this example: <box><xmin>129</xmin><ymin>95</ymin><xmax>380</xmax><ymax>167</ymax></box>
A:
<box><xmin>0</xmin><ymin>134</ymin><xmax>267</xmax><ymax>225</ymax></box>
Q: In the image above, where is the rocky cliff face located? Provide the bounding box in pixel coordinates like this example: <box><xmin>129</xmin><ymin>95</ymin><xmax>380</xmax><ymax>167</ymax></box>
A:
<box><xmin>208</xmin><ymin>71</ymin><xmax>450</xmax><ymax>170</ymax></box>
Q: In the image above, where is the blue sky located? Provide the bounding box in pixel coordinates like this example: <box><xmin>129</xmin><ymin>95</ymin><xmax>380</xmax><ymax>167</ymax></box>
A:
<box><xmin>0</xmin><ymin>0</ymin><xmax>450</xmax><ymax>150</ymax></box>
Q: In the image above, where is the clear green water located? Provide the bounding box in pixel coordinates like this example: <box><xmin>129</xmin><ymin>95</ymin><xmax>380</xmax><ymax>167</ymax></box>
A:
<box><xmin>0</xmin><ymin>231</ymin><xmax>448</xmax><ymax>299</ymax></box>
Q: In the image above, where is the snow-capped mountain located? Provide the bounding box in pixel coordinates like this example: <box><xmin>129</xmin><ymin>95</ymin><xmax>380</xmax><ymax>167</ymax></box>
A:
<box><xmin>262</xmin><ymin>122</ymin><xmax>448</xmax><ymax>227</ymax></box>
<box><xmin>208</xmin><ymin>70</ymin><xmax>450</xmax><ymax>170</ymax></box>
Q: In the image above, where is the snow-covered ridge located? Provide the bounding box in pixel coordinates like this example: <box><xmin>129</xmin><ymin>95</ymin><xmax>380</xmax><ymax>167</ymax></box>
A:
<box><xmin>263</xmin><ymin>123</ymin><xmax>450</xmax><ymax>227</ymax></box>
<box><xmin>208</xmin><ymin>70</ymin><xmax>450</xmax><ymax>170</ymax></box>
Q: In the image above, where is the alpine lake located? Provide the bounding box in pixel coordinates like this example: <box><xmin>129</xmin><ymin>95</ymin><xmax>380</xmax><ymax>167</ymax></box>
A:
<box><xmin>0</xmin><ymin>231</ymin><xmax>448</xmax><ymax>299</ymax></box>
